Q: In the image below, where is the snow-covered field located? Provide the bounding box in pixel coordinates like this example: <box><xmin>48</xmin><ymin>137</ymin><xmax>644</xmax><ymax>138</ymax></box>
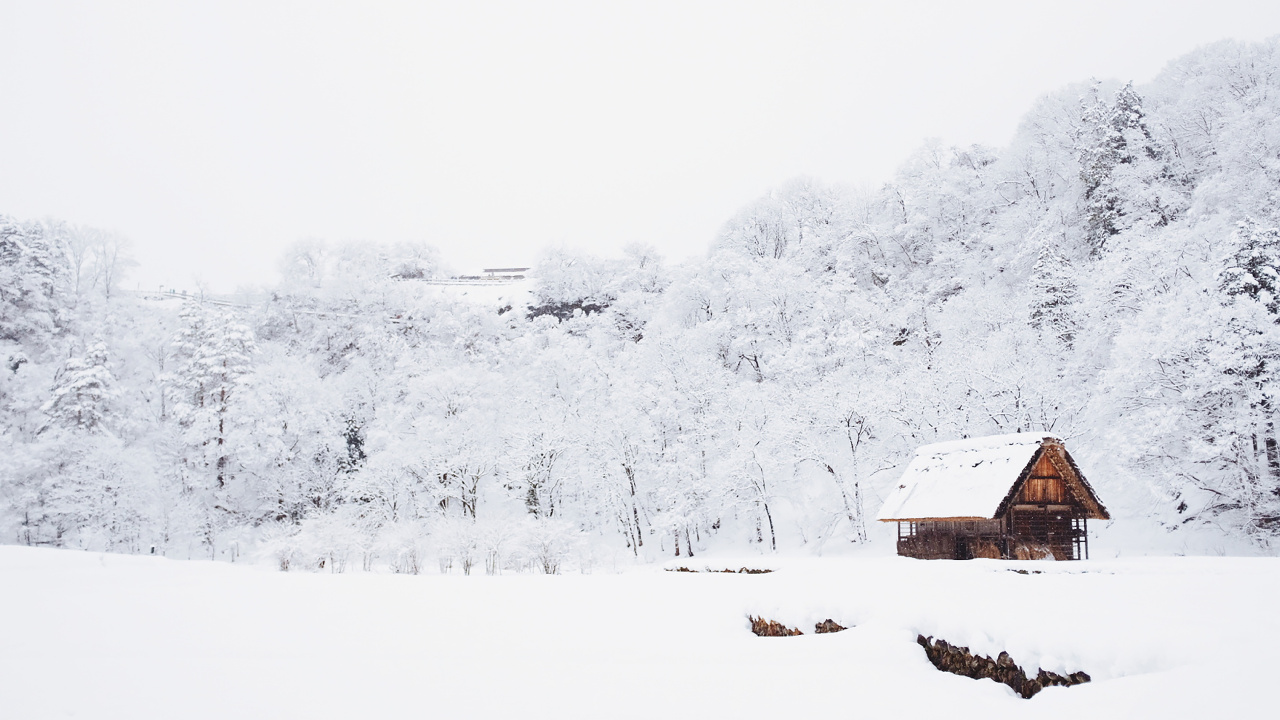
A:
<box><xmin>2</xmin><ymin>547</ymin><xmax>1274</xmax><ymax>719</ymax></box>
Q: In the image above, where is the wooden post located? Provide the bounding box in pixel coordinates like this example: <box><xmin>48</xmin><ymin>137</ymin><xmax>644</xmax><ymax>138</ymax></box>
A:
<box><xmin>1083</xmin><ymin>517</ymin><xmax>1089</xmax><ymax>560</ymax></box>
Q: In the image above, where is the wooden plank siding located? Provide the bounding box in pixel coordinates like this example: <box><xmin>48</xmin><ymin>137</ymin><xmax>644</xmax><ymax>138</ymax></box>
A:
<box><xmin>1017</xmin><ymin>453</ymin><xmax>1067</xmax><ymax>504</ymax></box>
<box><xmin>1009</xmin><ymin>505</ymin><xmax>1077</xmax><ymax>560</ymax></box>
<box><xmin>897</xmin><ymin>519</ymin><xmax>1007</xmax><ymax>560</ymax></box>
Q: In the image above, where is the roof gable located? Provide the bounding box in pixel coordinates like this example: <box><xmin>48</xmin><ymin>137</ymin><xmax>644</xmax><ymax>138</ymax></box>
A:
<box><xmin>995</xmin><ymin>440</ymin><xmax>1109</xmax><ymax>520</ymax></box>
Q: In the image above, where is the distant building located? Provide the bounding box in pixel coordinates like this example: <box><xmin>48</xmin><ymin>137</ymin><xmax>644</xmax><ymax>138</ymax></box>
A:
<box><xmin>447</xmin><ymin>267</ymin><xmax>531</xmax><ymax>282</ymax></box>
<box><xmin>876</xmin><ymin>435</ymin><xmax>1108</xmax><ymax>560</ymax></box>
<box><xmin>482</xmin><ymin>267</ymin><xmax>530</xmax><ymax>279</ymax></box>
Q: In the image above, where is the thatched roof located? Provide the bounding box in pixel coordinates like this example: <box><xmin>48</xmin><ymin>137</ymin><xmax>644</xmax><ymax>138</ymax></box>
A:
<box><xmin>876</xmin><ymin>433</ymin><xmax>1108</xmax><ymax>522</ymax></box>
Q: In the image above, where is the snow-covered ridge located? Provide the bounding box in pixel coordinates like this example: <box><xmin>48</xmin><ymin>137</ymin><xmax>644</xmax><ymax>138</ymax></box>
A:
<box><xmin>916</xmin><ymin>432</ymin><xmax>1055</xmax><ymax>456</ymax></box>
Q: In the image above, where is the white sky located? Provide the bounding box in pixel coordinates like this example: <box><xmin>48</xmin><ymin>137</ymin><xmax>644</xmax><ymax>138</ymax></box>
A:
<box><xmin>2</xmin><ymin>1</ymin><xmax>1279</xmax><ymax>292</ymax></box>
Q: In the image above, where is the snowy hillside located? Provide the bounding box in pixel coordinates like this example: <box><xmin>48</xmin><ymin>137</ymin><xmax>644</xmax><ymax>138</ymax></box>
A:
<box><xmin>2</xmin><ymin>545</ymin><xmax>1275</xmax><ymax>719</ymax></box>
<box><xmin>6</xmin><ymin>38</ymin><xmax>1280</xmax><ymax>565</ymax></box>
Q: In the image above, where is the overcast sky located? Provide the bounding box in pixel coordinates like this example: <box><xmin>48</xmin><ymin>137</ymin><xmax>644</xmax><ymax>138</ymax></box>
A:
<box><xmin>2</xmin><ymin>1</ymin><xmax>1279</xmax><ymax>291</ymax></box>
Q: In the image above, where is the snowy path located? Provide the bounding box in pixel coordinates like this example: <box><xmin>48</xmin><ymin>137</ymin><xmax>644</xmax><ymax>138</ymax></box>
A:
<box><xmin>1</xmin><ymin>547</ymin><xmax>1274</xmax><ymax>719</ymax></box>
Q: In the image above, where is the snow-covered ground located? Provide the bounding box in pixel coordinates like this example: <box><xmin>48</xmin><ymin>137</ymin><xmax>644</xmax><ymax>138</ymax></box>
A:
<box><xmin>2</xmin><ymin>547</ymin><xmax>1274</xmax><ymax>719</ymax></box>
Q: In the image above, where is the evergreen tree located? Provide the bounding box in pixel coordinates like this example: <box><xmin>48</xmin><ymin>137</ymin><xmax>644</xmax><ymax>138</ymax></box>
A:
<box><xmin>167</xmin><ymin>304</ymin><xmax>258</xmax><ymax>490</ymax></box>
<box><xmin>1077</xmin><ymin>85</ymin><xmax>1120</xmax><ymax>253</ymax></box>
<box><xmin>338</xmin><ymin>416</ymin><xmax>367</xmax><ymax>474</ymax></box>
<box><xmin>1029</xmin><ymin>242</ymin><xmax>1079</xmax><ymax>347</ymax></box>
<box><xmin>1220</xmin><ymin>219</ymin><xmax>1280</xmax><ymax>318</ymax></box>
<box><xmin>0</xmin><ymin>216</ymin><xmax>66</xmax><ymax>348</ymax></box>
<box><xmin>41</xmin><ymin>342</ymin><xmax>114</xmax><ymax>433</ymax></box>
<box><xmin>1077</xmin><ymin>82</ymin><xmax>1159</xmax><ymax>254</ymax></box>
<box><xmin>1215</xmin><ymin>219</ymin><xmax>1280</xmax><ymax>499</ymax></box>
<box><xmin>1110</xmin><ymin>82</ymin><xmax>1156</xmax><ymax>160</ymax></box>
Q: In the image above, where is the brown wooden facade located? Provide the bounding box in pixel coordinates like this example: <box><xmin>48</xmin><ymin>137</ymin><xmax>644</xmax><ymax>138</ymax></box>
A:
<box><xmin>894</xmin><ymin>439</ymin><xmax>1108</xmax><ymax>561</ymax></box>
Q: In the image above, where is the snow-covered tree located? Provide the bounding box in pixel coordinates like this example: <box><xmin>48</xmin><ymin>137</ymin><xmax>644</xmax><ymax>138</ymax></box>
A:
<box><xmin>10</xmin><ymin>37</ymin><xmax>1280</xmax><ymax>560</ymax></box>
<box><xmin>41</xmin><ymin>342</ymin><xmax>114</xmax><ymax>433</ymax></box>
<box><xmin>0</xmin><ymin>216</ymin><xmax>66</xmax><ymax>349</ymax></box>
<box><xmin>1029</xmin><ymin>242</ymin><xmax>1079</xmax><ymax>346</ymax></box>
<box><xmin>1221</xmin><ymin>219</ymin><xmax>1280</xmax><ymax>317</ymax></box>
<box><xmin>163</xmin><ymin>303</ymin><xmax>259</xmax><ymax>554</ymax></box>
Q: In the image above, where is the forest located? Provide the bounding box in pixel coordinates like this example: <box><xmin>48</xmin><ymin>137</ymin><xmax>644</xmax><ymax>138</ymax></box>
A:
<box><xmin>4</xmin><ymin>38</ymin><xmax>1280</xmax><ymax>570</ymax></box>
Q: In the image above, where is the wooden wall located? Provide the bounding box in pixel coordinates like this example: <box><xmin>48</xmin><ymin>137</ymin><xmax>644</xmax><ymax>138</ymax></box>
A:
<box><xmin>897</xmin><ymin>520</ymin><xmax>1005</xmax><ymax>560</ymax></box>
<box><xmin>897</xmin><ymin>533</ymin><xmax>958</xmax><ymax>560</ymax></box>
<box><xmin>1017</xmin><ymin>453</ymin><xmax>1067</xmax><ymax>504</ymax></box>
<box><xmin>1009</xmin><ymin>507</ymin><xmax>1075</xmax><ymax>560</ymax></box>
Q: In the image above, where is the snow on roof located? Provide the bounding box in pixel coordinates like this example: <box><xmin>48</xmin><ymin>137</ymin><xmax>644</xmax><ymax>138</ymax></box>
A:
<box><xmin>876</xmin><ymin>433</ymin><xmax>1055</xmax><ymax>521</ymax></box>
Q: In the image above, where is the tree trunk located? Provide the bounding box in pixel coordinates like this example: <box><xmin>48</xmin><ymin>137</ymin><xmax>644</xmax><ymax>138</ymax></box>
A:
<box><xmin>1257</xmin><ymin>396</ymin><xmax>1280</xmax><ymax>484</ymax></box>
<box><xmin>763</xmin><ymin>503</ymin><xmax>776</xmax><ymax>551</ymax></box>
<box><xmin>216</xmin><ymin>385</ymin><xmax>227</xmax><ymax>489</ymax></box>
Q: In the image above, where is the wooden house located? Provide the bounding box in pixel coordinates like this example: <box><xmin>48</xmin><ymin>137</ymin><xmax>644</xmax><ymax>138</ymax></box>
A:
<box><xmin>876</xmin><ymin>434</ymin><xmax>1108</xmax><ymax>560</ymax></box>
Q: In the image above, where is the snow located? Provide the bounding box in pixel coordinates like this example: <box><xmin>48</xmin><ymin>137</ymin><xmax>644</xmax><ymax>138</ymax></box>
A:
<box><xmin>1</xmin><ymin>546</ymin><xmax>1275</xmax><ymax>719</ymax></box>
<box><xmin>876</xmin><ymin>434</ymin><xmax>1056</xmax><ymax>521</ymax></box>
<box><xmin>420</xmin><ymin>278</ymin><xmax>536</xmax><ymax>309</ymax></box>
